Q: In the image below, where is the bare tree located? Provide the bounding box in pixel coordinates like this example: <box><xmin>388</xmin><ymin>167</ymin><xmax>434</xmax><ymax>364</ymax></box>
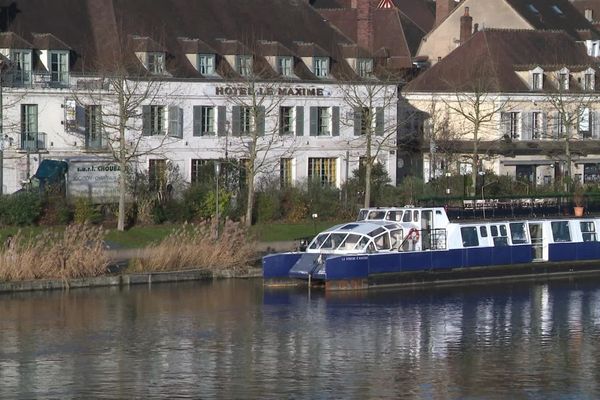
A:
<box><xmin>69</xmin><ymin>40</ymin><xmax>181</xmax><ymax>230</ymax></box>
<box><xmin>339</xmin><ymin>80</ymin><xmax>398</xmax><ymax>207</ymax></box>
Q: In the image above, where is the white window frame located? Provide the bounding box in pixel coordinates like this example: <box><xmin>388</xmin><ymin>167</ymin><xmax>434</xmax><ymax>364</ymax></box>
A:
<box><xmin>241</xmin><ymin>106</ymin><xmax>253</xmax><ymax>135</ymax></box>
<box><xmin>314</xmin><ymin>57</ymin><xmax>329</xmax><ymax>78</ymax></box>
<box><xmin>277</xmin><ymin>56</ymin><xmax>293</xmax><ymax>77</ymax></box>
<box><xmin>149</xmin><ymin>105</ymin><xmax>165</xmax><ymax>135</ymax></box>
<box><xmin>509</xmin><ymin>111</ymin><xmax>520</xmax><ymax>139</ymax></box>
<box><xmin>198</xmin><ymin>54</ymin><xmax>215</xmax><ymax>75</ymax></box>
<box><xmin>317</xmin><ymin>107</ymin><xmax>331</xmax><ymax>136</ymax></box>
<box><xmin>147</xmin><ymin>52</ymin><xmax>165</xmax><ymax>74</ymax></box>
<box><xmin>357</xmin><ymin>58</ymin><xmax>373</xmax><ymax>78</ymax></box>
<box><xmin>532</xmin><ymin>111</ymin><xmax>542</xmax><ymax>139</ymax></box>
<box><xmin>49</xmin><ymin>51</ymin><xmax>69</xmax><ymax>84</ymax></box>
<box><xmin>201</xmin><ymin>106</ymin><xmax>216</xmax><ymax>135</ymax></box>
<box><xmin>308</xmin><ymin>157</ymin><xmax>337</xmax><ymax>186</ymax></box>
<box><xmin>579</xmin><ymin>107</ymin><xmax>591</xmax><ymax>138</ymax></box>
<box><xmin>11</xmin><ymin>49</ymin><xmax>32</xmax><ymax>84</ymax></box>
<box><xmin>236</xmin><ymin>55</ymin><xmax>253</xmax><ymax>77</ymax></box>
<box><xmin>280</xmin><ymin>106</ymin><xmax>295</xmax><ymax>135</ymax></box>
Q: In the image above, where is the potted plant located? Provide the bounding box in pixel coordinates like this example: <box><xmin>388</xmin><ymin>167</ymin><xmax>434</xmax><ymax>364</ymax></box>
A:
<box><xmin>573</xmin><ymin>186</ymin><xmax>585</xmax><ymax>217</ymax></box>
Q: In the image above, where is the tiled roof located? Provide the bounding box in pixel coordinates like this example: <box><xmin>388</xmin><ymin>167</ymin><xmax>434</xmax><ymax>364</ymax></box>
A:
<box><xmin>405</xmin><ymin>29</ymin><xmax>596</xmax><ymax>92</ymax></box>
<box><xmin>0</xmin><ymin>0</ymin><xmax>389</xmax><ymax>81</ymax></box>
<box><xmin>0</xmin><ymin>32</ymin><xmax>33</xmax><ymax>49</ymax></box>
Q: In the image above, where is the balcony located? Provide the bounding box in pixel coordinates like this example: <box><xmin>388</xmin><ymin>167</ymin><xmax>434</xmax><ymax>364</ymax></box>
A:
<box><xmin>20</xmin><ymin>132</ymin><xmax>47</xmax><ymax>152</ymax></box>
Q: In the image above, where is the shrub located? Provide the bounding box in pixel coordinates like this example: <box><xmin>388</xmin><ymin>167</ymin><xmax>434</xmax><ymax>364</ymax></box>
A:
<box><xmin>256</xmin><ymin>191</ymin><xmax>281</xmax><ymax>222</ymax></box>
<box><xmin>0</xmin><ymin>192</ymin><xmax>43</xmax><ymax>226</ymax></box>
<box><xmin>280</xmin><ymin>187</ymin><xmax>309</xmax><ymax>222</ymax></box>
<box><xmin>74</xmin><ymin>198</ymin><xmax>102</xmax><ymax>224</ymax></box>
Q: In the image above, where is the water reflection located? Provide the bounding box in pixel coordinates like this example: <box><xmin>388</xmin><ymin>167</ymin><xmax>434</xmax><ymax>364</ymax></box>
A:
<box><xmin>1</xmin><ymin>277</ymin><xmax>600</xmax><ymax>398</ymax></box>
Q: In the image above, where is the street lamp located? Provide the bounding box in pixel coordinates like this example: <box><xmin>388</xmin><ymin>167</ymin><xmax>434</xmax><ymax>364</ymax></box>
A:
<box><xmin>215</xmin><ymin>160</ymin><xmax>221</xmax><ymax>239</ymax></box>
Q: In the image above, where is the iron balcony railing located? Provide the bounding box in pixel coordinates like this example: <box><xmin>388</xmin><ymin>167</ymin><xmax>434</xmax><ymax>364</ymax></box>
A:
<box><xmin>20</xmin><ymin>132</ymin><xmax>47</xmax><ymax>151</ymax></box>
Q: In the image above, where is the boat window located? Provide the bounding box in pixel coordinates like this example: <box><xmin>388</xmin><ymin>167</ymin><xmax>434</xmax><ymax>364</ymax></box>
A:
<box><xmin>413</xmin><ymin>210</ymin><xmax>419</xmax><ymax>222</ymax></box>
<box><xmin>320</xmin><ymin>233</ymin><xmax>348</xmax><ymax>250</ymax></box>
<box><xmin>490</xmin><ymin>225</ymin><xmax>498</xmax><ymax>237</ymax></box>
<box><xmin>358</xmin><ymin>209</ymin><xmax>368</xmax><ymax>220</ymax></box>
<box><xmin>366</xmin><ymin>242</ymin><xmax>376</xmax><ymax>253</ymax></box>
<box><xmin>385</xmin><ymin>224</ymin><xmax>398</xmax><ymax>230</ymax></box>
<box><xmin>339</xmin><ymin>234</ymin><xmax>362</xmax><ymax>250</ymax></box>
<box><xmin>499</xmin><ymin>225</ymin><xmax>508</xmax><ymax>236</ymax></box>
<box><xmin>355</xmin><ymin>236</ymin><xmax>371</xmax><ymax>252</ymax></box>
<box><xmin>374</xmin><ymin>233</ymin><xmax>391</xmax><ymax>250</ymax></box>
<box><xmin>368</xmin><ymin>210</ymin><xmax>386</xmax><ymax>220</ymax></box>
<box><xmin>510</xmin><ymin>222</ymin><xmax>528</xmax><ymax>244</ymax></box>
<box><xmin>551</xmin><ymin>221</ymin><xmax>571</xmax><ymax>242</ymax></box>
<box><xmin>340</xmin><ymin>223</ymin><xmax>359</xmax><ymax>230</ymax></box>
<box><xmin>403</xmin><ymin>211</ymin><xmax>412</xmax><ymax>222</ymax></box>
<box><xmin>390</xmin><ymin>229</ymin><xmax>402</xmax><ymax>248</ymax></box>
<box><xmin>580</xmin><ymin>221</ymin><xmax>596</xmax><ymax>242</ymax></box>
<box><xmin>308</xmin><ymin>233</ymin><xmax>329</xmax><ymax>250</ymax></box>
<box><xmin>480</xmin><ymin>226</ymin><xmax>488</xmax><ymax>237</ymax></box>
<box><xmin>386</xmin><ymin>211</ymin><xmax>401</xmax><ymax>221</ymax></box>
<box><xmin>368</xmin><ymin>227</ymin><xmax>385</xmax><ymax>237</ymax></box>
<box><xmin>493</xmin><ymin>237</ymin><xmax>509</xmax><ymax>246</ymax></box>
<box><xmin>461</xmin><ymin>227</ymin><xmax>479</xmax><ymax>247</ymax></box>
<box><xmin>436</xmin><ymin>210</ymin><xmax>442</xmax><ymax>215</ymax></box>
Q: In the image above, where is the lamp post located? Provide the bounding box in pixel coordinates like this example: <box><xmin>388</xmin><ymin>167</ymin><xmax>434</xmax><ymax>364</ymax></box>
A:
<box><xmin>214</xmin><ymin>160</ymin><xmax>221</xmax><ymax>239</ymax></box>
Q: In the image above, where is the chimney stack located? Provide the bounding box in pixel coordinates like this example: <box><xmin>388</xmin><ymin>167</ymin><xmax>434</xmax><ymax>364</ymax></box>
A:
<box><xmin>435</xmin><ymin>0</ymin><xmax>456</xmax><ymax>26</ymax></box>
<box><xmin>356</xmin><ymin>0</ymin><xmax>374</xmax><ymax>51</ymax></box>
<box><xmin>460</xmin><ymin>7</ymin><xmax>473</xmax><ymax>44</ymax></box>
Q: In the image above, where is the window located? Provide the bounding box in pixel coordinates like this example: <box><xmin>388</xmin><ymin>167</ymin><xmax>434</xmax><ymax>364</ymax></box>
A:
<box><xmin>532</xmin><ymin>72</ymin><xmax>542</xmax><ymax>90</ymax></box>
<box><xmin>317</xmin><ymin>107</ymin><xmax>331</xmax><ymax>136</ymax></box>
<box><xmin>584</xmin><ymin>73</ymin><xmax>594</xmax><ymax>91</ymax></box>
<box><xmin>585</xmin><ymin>8</ymin><xmax>593</xmax><ymax>21</ymax></box>
<box><xmin>191</xmin><ymin>159</ymin><xmax>217</xmax><ymax>184</ymax></box>
<box><xmin>581</xmin><ymin>221</ymin><xmax>596</xmax><ymax>242</ymax></box>
<box><xmin>198</xmin><ymin>54</ymin><xmax>215</xmax><ymax>75</ymax></box>
<box><xmin>147</xmin><ymin>52</ymin><xmax>165</xmax><ymax>74</ymax></box>
<box><xmin>360</xmin><ymin>107</ymin><xmax>373</xmax><ymax>134</ymax></box>
<box><xmin>579</xmin><ymin>107</ymin><xmax>591</xmax><ymax>138</ymax></box>
<box><xmin>200</xmin><ymin>106</ymin><xmax>215</xmax><ymax>136</ymax></box>
<box><xmin>86</xmin><ymin>105</ymin><xmax>102</xmax><ymax>149</ymax></box>
<box><xmin>11</xmin><ymin>50</ymin><xmax>31</xmax><ymax>84</ymax></box>
<box><xmin>532</xmin><ymin>112</ymin><xmax>542</xmax><ymax>139</ymax></box>
<box><xmin>241</xmin><ymin>107</ymin><xmax>252</xmax><ymax>135</ymax></box>
<box><xmin>143</xmin><ymin>105</ymin><xmax>165</xmax><ymax>136</ymax></box>
<box><xmin>149</xmin><ymin>159</ymin><xmax>167</xmax><ymax>192</ymax></box>
<box><xmin>509</xmin><ymin>112</ymin><xmax>519</xmax><ymax>139</ymax></box>
<box><xmin>277</xmin><ymin>56</ymin><xmax>293</xmax><ymax>77</ymax></box>
<box><xmin>480</xmin><ymin>226</ymin><xmax>488</xmax><ymax>237</ymax></box>
<box><xmin>552</xmin><ymin>5</ymin><xmax>563</xmax><ymax>15</ymax></box>
<box><xmin>280</xmin><ymin>106</ymin><xmax>294</xmax><ymax>135</ymax></box>
<box><xmin>460</xmin><ymin>227</ymin><xmax>479</xmax><ymax>247</ymax></box>
<box><xmin>557</xmin><ymin>113</ymin><xmax>567</xmax><ymax>137</ymax></box>
<box><xmin>50</xmin><ymin>51</ymin><xmax>68</xmax><ymax>84</ymax></box>
<box><xmin>551</xmin><ymin>221</ymin><xmax>571</xmax><ymax>242</ymax></box>
<box><xmin>357</xmin><ymin>58</ymin><xmax>373</xmax><ymax>78</ymax></box>
<box><xmin>308</xmin><ymin>157</ymin><xmax>337</xmax><ymax>186</ymax></box>
<box><xmin>280</xmin><ymin>158</ymin><xmax>293</xmax><ymax>187</ymax></box>
<box><xmin>559</xmin><ymin>72</ymin><xmax>569</xmax><ymax>90</ymax></box>
<box><xmin>313</xmin><ymin>57</ymin><xmax>329</xmax><ymax>78</ymax></box>
<box><xmin>510</xmin><ymin>222</ymin><xmax>527</xmax><ymax>244</ymax></box>
<box><xmin>236</xmin><ymin>55</ymin><xmax>252</xmax><ymax>77</ymax></box>
<box><xmin>21</xmin><ymin>104</ymin><xmax>38</xmax><ymax>150</ymax></box>
<box><xmin>528</xmin><ymin>4</ymin><xmax>539</xmax><ymax>14</ymax></box>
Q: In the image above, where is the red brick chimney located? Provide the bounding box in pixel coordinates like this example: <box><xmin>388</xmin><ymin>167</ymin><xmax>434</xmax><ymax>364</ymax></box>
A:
<box><xmin>435</xmin><ymin>0</ymin><xmax>456</xmax><ymax>26</ymax></box>
<box><xmin>356</xmin><ymin>0</ymin><xmax>374</xmax><ymax>51</ymax></box>
<box><xmin>460</xmin><ymin>7</ymin><xmax>473</xmax><ymax>44</ymax></box>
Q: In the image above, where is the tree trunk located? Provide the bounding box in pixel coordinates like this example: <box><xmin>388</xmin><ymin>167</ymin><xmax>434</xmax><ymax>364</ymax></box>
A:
<box><xmin>117</xmin><ymin>111</ymin><xmax>127</xmax><ymax>231</ymax></box>
<box><xmin>363</xmin><ymin>126</ymin><xmax>373</xmax><ymax>208</ymax></box>
<box><xmin>245</xmin><ymin>166</ymin><xmax>254</xmax><ymax>228</ymax></box>
<box><xmin>565</xmin><ymin>137</ymin><xmax>571</xmax><ymax>192</ymax></box>
<box><xmin>471</xmin><ymin>124</ymin><xmax>479</xmax><ymax>197</ymax></box>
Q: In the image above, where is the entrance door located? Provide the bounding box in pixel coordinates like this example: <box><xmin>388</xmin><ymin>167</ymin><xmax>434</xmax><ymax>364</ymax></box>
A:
<box><xmin>421</xmin><ymin>210</ymin><xmax>432</xmax><ymax>250</ymax></box>
<box><xmin>528</xmin><ymin>222</ymin><xmax>546</xmax><ymax>261</ymax></box>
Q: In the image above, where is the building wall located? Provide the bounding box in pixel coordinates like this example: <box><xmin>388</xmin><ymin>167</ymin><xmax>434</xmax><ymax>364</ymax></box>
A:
<box><xmin>417</xmin><ymin>0</ymin><xmax>531</xmax><ymax>64</ymax></box>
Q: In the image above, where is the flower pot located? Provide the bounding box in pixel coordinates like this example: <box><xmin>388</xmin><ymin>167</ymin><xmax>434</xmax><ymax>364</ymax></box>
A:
<box><xmin>574</xmin><ymin>206</ymin><xmax>584</xmax><ymax>217</ymax></box>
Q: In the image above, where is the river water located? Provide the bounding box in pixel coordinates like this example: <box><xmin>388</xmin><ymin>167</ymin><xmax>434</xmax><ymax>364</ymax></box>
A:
<box><xmin>1</xmin><ymin>277</ymin><xmax>600</xmax><ymax>399</ymax></box>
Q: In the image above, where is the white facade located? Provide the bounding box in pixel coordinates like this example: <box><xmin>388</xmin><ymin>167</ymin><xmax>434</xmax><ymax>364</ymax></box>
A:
<box><xmin>0</xmin><ymin>79</ymin><xmax>398</xmax><ymax>194</ymax></box>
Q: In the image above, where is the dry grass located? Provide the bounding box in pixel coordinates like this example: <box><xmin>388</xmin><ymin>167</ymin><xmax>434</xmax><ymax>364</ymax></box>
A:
<box><xmin>0</xmin><ymin>224</ymin><xmax>109</xmax><ymax>282</ymax></box>
<box><xmin>130</xmin><ymin>219</ymin><xmax>257</xmax><ymax>273</ymax></box>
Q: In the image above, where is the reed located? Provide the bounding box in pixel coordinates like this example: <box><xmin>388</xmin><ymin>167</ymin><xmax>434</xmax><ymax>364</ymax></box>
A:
<box><xmin>131</xmin><ymin>219</ymin><xmax>257</xmax><ymax>272</ymax></box>
<box><xmin>0</xmin><ymin>224</ymin><xmax>109</xmax><ymax>282</ymax></box>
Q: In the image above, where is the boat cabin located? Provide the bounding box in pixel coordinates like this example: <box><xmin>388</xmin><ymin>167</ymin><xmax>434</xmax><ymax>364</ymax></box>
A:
<box><xmin>306</xmin><ymin>221</ymin><xmax>403</xmax><ymax>254</ymax></box>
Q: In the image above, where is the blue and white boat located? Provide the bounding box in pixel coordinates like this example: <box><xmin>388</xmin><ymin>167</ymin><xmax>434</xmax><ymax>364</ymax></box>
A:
<box><xmin>263</xmin><ymin>206</ymin><xmax>600</xmax><ymax>290</ymax></box>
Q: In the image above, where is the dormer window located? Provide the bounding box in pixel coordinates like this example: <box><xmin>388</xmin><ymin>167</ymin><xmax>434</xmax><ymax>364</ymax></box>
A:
<box><xmin>357</xmin><ymin>58</ymin><xmax>373</xmax><ymax>78</ymax></box>
<box><xmin>50</xmin><ymin>51</ymin><xmax>69</xmax><ymax>85</ymax></box>
<box><xmin>11</xmin><ymin>49</ymin><xmax>32</xmax><ymax>85</ymax></box>
<box><xmin>198</xmin><ymin>54</ymin><xmax>215</xmax><ymax>75</ymax></box>
<box><xmin>528</xmin><ymin>4</ymin><xmax>539</xmax><ymax>14</ymax></box>
<box><xmin>314</xmin><ymin>57</ymin><xmax>329</xmax><ymax>78</ymax></box>
<box><xmin>277</xmin><ymin>56</ymin><xmax>293</xmax><ymax>77</ymax></box>
<box><xmin>558</xmin><ymin>69</ymin><xmax>569</xmax><ymax>90</ymax></box>
<box><xmin>531</xmin><ymin>67</ymin><xmax>543</xmax><ymax>90</ymax></box>
<box><xmin>552</xmin><ymin>5</ymin><xmax>563</xmax><ymax>15</ymax></box>
<box><xmin>585</xmin><ymin>9</ymin><xmax>593</xmax><ymax>21</ymax></box>
<box><xmin>584</xmin><ymin>68</ymin><xmax>595</xmax><ymax>90</ymax></box>
<box><xmin>236</xmin><ymin>55</ymin><xmax>252</xmax><ymax>77</ymax></box>
<box><xmin>147</xmin><ymin>52</ymin><xmax>165</xmax><ymax>74</ymax></box>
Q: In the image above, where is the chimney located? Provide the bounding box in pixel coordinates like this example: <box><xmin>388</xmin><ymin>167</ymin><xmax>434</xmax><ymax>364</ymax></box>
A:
<box><xmin>357</xmin><ymin>0</ymin><xmax>374</xmax><ymax>51</ymax></box>
<box><xmin>460</xmin><ymin>7</ymin><xmax>473</xmax><ymax>44</ymax></box>
<box><xmin>435</xmin><ymin>0</ymin><xmax>456</xmax><ymax>26</ymax></box>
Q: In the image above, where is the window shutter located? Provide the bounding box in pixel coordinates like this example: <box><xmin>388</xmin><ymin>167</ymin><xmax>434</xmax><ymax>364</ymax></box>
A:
<box><xmin>193</xmin><ymin>106</ymin><xmax>201</xmax><ymax>136</ymax></box>
<box><xmin>142</xmin><ymin>105</ymin><xmax>151</xmax><ymax>136</ymax></box>
<box><xmin>232</xmin><ymin>106</ymin><xmax>241</xmax><ymax>136</ymax></box>
<box><xmin>178</xmin><ymin>107</ymin><xmax>184</xmax><ymax>138</ymax></box>
<box><xmin>257</xmin><ymin>106</ymin><xmax>265</xmax><ymax>136</ymax></box>
<box><xmin>296</xmin><ymin>106</ymin><xmax>304</xmax><ymax>136</ymax></box>
<box><xmin>521</xmin><ymin>112</ymin><xmax>532</xmax><ymax>140</ymax></box>
<box><xmin>218</xmin><ymin>106</ymin><xmax>226</xmax><ymax>136</ymax></box>
<box><xmin>354</xmin><ymin>107</ymin><xmax>361</xmax><ymax>136</ymax></box>
<box><xmin>500</xmin><ymin>112</ymin><xmax>509</xmax><ymax>137</ymax></box>
<box><xmin>332</xmin><ymin>106</ymin><xmax>340</xmax><ymax>136</ymax></box>
<box><xmin>309</xmin><ymin>107</ymin><xmax>317</xmax><ymax>136</ymax></box>
<box><xmin>540</xmin><ymin>112</ymin><xmax>546</xmax><ymax>140</ymax></box>
<box><xmin>376</xmin><ymin>107</ymin><xmax>384</xmax><ymax>136</ymax></box>
<box><xmin>593</xmin><ymin>111</ymin><xmax>600</xmax><ymax>139</ymax></box>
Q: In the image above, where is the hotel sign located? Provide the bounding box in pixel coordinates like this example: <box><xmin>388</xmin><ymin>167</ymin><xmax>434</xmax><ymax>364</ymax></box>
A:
<box><xmin>215</xmin><ymin>86</ymin><xmax>327</xmax><ymax>97</ymax></box>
